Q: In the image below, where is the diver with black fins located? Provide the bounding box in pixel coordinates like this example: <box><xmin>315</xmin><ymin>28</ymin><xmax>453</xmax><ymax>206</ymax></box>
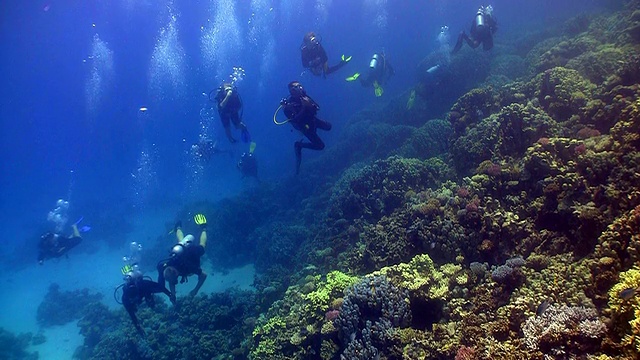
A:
<box><xmin>210</xmin><ymin>83</ymin><xmax>251</xmax><ymax>143</ymax></box>
<box><xmin>275</xmin><ymin>81</ymin><xmax>332</xmax><ymax>175</ymax></box>
<box><xmin>346</xmin><ymin>52</ymin><xmax>395</xmax><ymax>97</ymax></box>
<box><xmin>451</xmin><ymin>5</ymin><xmax>497</xmax><ymax>54</ymax></box>
<box><xmin>238</xmin><ymin>142</ymin><xmax>258</xmax><ymax>179</ymax></box>
<box><xmin>116</xmin><ymin>264</ymin><xmax>174</xmax><ymax>336</ymax></box>
<box><xmin>300</xmin><ymin>32</ymin><xmax>352</xmax><ymax>78</ymax></box>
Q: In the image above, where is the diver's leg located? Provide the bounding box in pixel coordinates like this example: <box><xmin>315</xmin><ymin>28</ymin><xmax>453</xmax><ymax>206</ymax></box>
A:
<box><xmin>220</xmin><ymin>115</ymin><xmax>236</xmax><ymax>143</ymax></box>
<box><xmin>452</xmin><ymin>31</ymin><xmax>466</xmax><ymax>54</ymax></box>
<box><xmin>302</xmin><ymin>131</ymin><xmax>325</xmax><ymax>151</ymax></box>
<box><xmin>231</xmin><ymin>112</ymin><xmax>246</xmax><ymax>131</ymax></box>
<box><xmin>315</xmin><ymin>118</ymin><xmax>332</xmax><ymax>132</ymax></box>
<box><xmin>224</xmin><ymin>125</ymin><xmax>236</xmax><ymax>143</ymax></box>
<box><xmin>325</xmin><ymin>60</ymin><xmax>347</xmax><ymax>75</ymax></box>
<box><xmin>465</xmin><ymin>34</ymin><xmax>480</xmax><ymax>49</ymax></box>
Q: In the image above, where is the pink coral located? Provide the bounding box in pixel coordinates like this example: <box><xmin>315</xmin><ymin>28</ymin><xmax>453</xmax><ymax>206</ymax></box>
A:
<box><xmin>486</xmin><ymin>163</ymin><xmax>502</xmax><ymax>177</ymax></box>
<box><xmin>455</xmin><ymin>345</ymin><xmax>476</xmax><ymax>360</ymax></box>
<box><xmin>457</xmin><ymin>186</ymin><xmax>471</xmax><ymax>198</ymax></box>
<box><xmin>325</xmin><ymin>309</ymin><xmax>340</xmax><ymax>321</ymax></box>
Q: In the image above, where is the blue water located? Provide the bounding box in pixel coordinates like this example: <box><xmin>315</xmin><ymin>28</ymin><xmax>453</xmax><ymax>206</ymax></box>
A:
<box><xmin>0</xmin><ymin>0</ymin><xmax>615</xmax><ymax>351</ymax></box>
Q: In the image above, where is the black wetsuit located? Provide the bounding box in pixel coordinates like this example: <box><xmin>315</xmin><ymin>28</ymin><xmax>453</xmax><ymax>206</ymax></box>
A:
<box><xmin>361</xmin><ymin>54</ymin><xmax>395</xmax><ymax>88</ymax></box>
<box><xmin>238</xmin><ymin>153</ymin><xmax>258</xmax><ymax>179</ymax></box>
<box><xmin>283</xmin><ymin>94</ymin><xmax>331</xmax><ymax>174</ymax></box>
<box><xmin>157</xmin><ymin>244</ymin><xmax>206</xmax><ymax>285</ymax></box>
<box><xmin>122</xmin><ymin>279</ymin><xmax>171</xmax><ymax>333</ymax></box>
<box><xmin>215</xmin><ymin>87</ymin><xmax>243</xmax><ymax>129</ymax></box>
<box><xmin>301</xmin><ymin>43</ymin><xmax>346</xmax><ymax>77</ymax></box>
<box><xmin>452</xmin><ymin>13</ymin><xmax>497</xmax><ymax>53</ymax></box>
<box><xmin>37</xmin><ymin>233</ymin><xmax>82</xmax><ymax>263</ymax></box>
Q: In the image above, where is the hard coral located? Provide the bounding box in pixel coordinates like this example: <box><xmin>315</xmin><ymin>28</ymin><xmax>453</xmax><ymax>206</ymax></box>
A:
<box><xmin>522</xmin><ymin>304</ymin><xmax>605</xmax><ymax>356</ymax></box>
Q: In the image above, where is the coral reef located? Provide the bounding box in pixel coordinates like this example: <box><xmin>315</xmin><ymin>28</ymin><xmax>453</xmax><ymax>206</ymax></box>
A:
<box><xmin>0</xmin><ymin>328</ymin><xmax>38</xmax><ymax>360</ymax></box>
<box><xmin>36</xmin><ymin>283</ymin><xmax>103</xmax><ymax>327</ymax></box>
<box><xmin>76</xmin><ymin>290</ymin><xmax>257</xmax><ymax>360</ymax></box>
<box><xmin>66</xmin><ymin>3</ymin><xmax>640</xmax><ymax>359</ymax></box>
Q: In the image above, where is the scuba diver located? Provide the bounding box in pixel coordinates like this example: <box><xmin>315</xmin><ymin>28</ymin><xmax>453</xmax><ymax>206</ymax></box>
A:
<box><xmin>300</xmin><ymin>32</ymin><xmax>351</xmax><ymax>78</ymax></box>
<box><xmin>277</xmin><ymin>81</ymin><xmax>331</xmax><ymax>175</ymax></box>
<box><xmin>191</xmin><ymin>139</ymin><xmax>232</xmax><ymax>163</ymax></box>
<box><xmin>118</xmin><ymin>264</ymin><xmax>174</xmax><ymax>336</ymax></box>
<box><xmin>238</xmin><ymin>142</ymin><xmax>258</xmax><ymax>179</ymax></box>
<box><xmin>345</xmin><ymin>52</ymin><xmax>395</xmax><ymax>97</ymax></box>
<box><xmin>157</xmin><ymin>214</ymin><xmax>208</xmax><ymax>299</ymax></box>
<box><xmin>452</xmin><ymin>5</ymin><xmax>497</xmax><ymax>54</ymax></box>
<box><xmin>211</xmin><ymin>83</ymin><xmax>251</xmax><ymax>143</ymax></box>
<box><xmin>37</xmin><ymin>222</ymin><xmax>85</xmax><ymax>264</ymax></box>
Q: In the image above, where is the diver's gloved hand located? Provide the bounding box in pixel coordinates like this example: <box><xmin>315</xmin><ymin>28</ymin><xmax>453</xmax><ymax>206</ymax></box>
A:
<box><xmin>280</xmin><ymin>98</ymin><xmax>288</xmax><ymax>106</ymax></box>
<box><xmin>194</xmin><ymin>214</ymin><xmax>207</xmax><ymax>230</ymax></box>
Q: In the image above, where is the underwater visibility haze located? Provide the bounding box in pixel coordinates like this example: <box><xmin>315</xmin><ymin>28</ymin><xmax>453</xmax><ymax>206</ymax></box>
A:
<box><xmin>1</xmin><ymin>0</ymin><xmax>640</xmax><ymax>359</ymax></box>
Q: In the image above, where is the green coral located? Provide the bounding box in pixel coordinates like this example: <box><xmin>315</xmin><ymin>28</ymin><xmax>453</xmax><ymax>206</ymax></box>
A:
<box><xmin>608</xmin><ymin>266</ymin><xmax>640</xmax><ymax>355</ymax></box>
<box><xmin>372</xmin><ymin>254</ymin><xmax>450</xmax><ymax>299</ymax></box>
<box><xmin>250</xmin><ymin>271</ymin><xmax>359</xmax><ymax>359</ymax></box>
<box><xmin>303</xmin><ymin>271</ymin><xmax>359</xmax><ymax>314</ymax></box>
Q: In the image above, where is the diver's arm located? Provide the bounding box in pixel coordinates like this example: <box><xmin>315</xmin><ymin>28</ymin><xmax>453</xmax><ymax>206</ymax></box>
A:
<box><xmin>189</xmin><ymin>272</ymin><xmax>207</xmax><ymax>297</ymax></box>
<box><xmin>122</xmin><ymin>292</ymin><xmax>142</xmax><ymax>332</ymax></box>
<box><xmin>220</xmin><ymin>89</ymin><xmax>233</xmax><ymax>108</ymax></box>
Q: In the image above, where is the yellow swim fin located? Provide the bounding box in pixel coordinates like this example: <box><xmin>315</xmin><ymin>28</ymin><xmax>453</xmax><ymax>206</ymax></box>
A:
<box><xmin>194</xmin><ymin>214</ymin><xmax>207</xmax><ymax>226</ymax></box>
<box><xmin>249</xmin><ymin>141</ymin><xmax>256</xmax><ymax>154</ymax></box>
<box><xmin>374</xmin><ymin>81</ymin><xmax>383</xmax><ymax>97</ymax></box>
<box><xmin>345</xmin><ymin>73</ymin><xmax>360</xmax><ymax>81</ymax></box>
<box><xmin>341</xmin><ymin>54</ymin><xmax>352</xmax><ymax>63</ymax></box>
<box><xmin>406</xmin><ymin>89</ymin><xmax>416</xmax><ymax>110</ymax></box>
<box><xmin>121</xmin><ymin>264</ymin><xmax>133</xmax><ymax>275</ymax></box>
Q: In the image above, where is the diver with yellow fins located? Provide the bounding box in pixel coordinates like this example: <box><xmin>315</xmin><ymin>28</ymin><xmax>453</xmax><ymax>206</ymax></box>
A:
<box><xmin>300</xmin><ymin>32</ymin><xmax>352</xmax><ymax>78</ymax></box>
<box><xmin>346</xmin><ymin>52</ymin><xmax>395</xmax><ymax>97</ymax></box>
<box><xmin>157</xmin><ymin>214</ymin><xmax>208</xmax><ymax>299</ymax></box>
<box><xmin>117</xmin><ymin>264</ymin><xmax>173</xmax><ymax>336</ymax></box>
<box><xmin>238</xmin><ymin>142</ymin><xmax>258</xmax><ymax>179</ymax></box>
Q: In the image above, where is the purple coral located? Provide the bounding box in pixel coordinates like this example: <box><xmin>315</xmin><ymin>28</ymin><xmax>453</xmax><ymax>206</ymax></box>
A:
<box><xmin>336</xmin><ymin>275</ymin><xmax>411</xmax><ymax>358</ymax></box>
<box><xmin>491</xmin><ymin>264</ymin><xmax>515</xmax><ymax>283</ymax></box>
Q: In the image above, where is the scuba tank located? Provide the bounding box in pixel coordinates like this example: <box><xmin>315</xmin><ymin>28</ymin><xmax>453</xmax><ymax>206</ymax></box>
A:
<box><xmin>475</xmin><ymin>8</ymin><xmax>485</xmax><ymax>29</ymax></box>
<box><xmin>369</xmin><ymin>54</ymin><xmax>380</xmax><ymax>69</ymax></box>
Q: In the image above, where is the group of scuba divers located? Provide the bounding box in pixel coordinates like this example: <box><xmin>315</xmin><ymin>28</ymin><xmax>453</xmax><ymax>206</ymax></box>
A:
<box><xmin>36</xmin><ymin>6</ymin><xmax>497</xmax><ymax>336</ymax></box>
<box><xmin>197</xmin><ymin>5</ymin><xmax>496</xmax><ymax>176</ymax></box>
<box><xmin>115</xmin><ymin>214</ymin><xmax>209</xmax><ymax>336</ymax></box>
<box><xmin>38</xmin><ymin>213</ymin><xmax>210</xmax><ymax>336</ymax></box>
